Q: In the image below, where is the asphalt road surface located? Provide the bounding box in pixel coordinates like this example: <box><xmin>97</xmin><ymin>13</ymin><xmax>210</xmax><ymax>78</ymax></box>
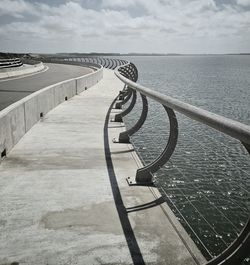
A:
<box><xmin>0</xmin><ymin>63</ymin><xmax>93</xmax><ymax>111</ymax></box>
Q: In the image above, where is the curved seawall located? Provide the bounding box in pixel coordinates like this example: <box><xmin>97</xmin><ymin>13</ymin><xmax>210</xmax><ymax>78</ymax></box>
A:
<box><xmin>0</xmin><ymin>64</ymin><xmax>103</xmax><ymax>160</ymax></box>
<box><xmin>0</xmin><ymin>61</ymin><xmax>45</xmax><ymax>79</ymax></box>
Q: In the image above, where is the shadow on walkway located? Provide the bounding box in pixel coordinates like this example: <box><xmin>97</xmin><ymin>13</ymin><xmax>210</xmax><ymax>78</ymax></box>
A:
<box><xmin>103</xmin><ymin>96</ymin><xmax>145</xmax><ymax>265</ymax></box>
<box><xmin>126</xmin><ymin>197</ymin><xmax>165</xmax><ymax>213</ymax></box>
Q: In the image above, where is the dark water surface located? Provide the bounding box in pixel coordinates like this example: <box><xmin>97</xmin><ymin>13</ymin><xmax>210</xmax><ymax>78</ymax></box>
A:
<box><xmin>120</xmin><ymin>55</ymin><xmax>250</xmax><ymax>261</ymax></box>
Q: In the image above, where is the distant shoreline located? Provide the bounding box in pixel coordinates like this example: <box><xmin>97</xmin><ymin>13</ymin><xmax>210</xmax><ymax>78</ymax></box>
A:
<box><xmin>1</xmin><ymin>51</ymin><xmax>250</xmax><ymax>59</ymax></box>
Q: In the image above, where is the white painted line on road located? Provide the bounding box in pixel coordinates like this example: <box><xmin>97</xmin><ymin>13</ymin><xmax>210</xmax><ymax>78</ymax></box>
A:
<box><xmin>0</xmin><ymin>65</ymin><xmax>49</xmax><ymax>83</ymax></box>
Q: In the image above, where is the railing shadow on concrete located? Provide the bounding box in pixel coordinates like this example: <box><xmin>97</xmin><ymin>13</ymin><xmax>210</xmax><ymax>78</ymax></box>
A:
<box><xmin>103</xmin><ymin>96</ymin><xmax>146</xmax><ymax>265</ymax></box>
<box><xmin>113</xmin><ymin>62</ymin><xmax>250</xmax><ymax>265</ymax></box>
<box><xmin>126</xmin><ymin>197</ymin><xmax>165</xmax><ymax>213</ymax></box>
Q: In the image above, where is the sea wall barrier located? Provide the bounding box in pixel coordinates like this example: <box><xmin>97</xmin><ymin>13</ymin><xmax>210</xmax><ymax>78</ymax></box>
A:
<box><xmin>0</xmin><ymin>62</ymin><xmax>45</xmax><ymax>79</ymax></box>
<box><xmin>0</xmin><ymin>63</ymin><xmax>103</xmax><ymax>162</ymax></box>
<box><xmin>113</xmin><ymin>62</ymin><xmax>250</xmax><ymax>265</ymax></box>
<box><xmin>0</xmin><ymin>58</ymin><xmax>49</xmax><ymax>79</ymax></box>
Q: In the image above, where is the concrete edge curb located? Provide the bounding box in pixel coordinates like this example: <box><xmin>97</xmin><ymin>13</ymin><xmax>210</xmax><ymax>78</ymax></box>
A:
<box><xmin>0</xmin><ymin>62</ymin><xmax>45</xmax><ymax>79</ymax></box>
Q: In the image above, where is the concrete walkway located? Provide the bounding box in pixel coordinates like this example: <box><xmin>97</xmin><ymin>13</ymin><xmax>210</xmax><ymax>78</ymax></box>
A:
<box><xmin>0</xmin><ymin>69</ymin><xmax>206</xmax><ymax>265</ymax></box>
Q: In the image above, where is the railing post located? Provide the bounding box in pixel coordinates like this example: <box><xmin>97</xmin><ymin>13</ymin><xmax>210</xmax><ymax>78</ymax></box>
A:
<box><xmin>113</xmin><ymin>90</ymin><xmax>137</xmax><ymax>122</ymax></box>
<box><xmin>118</xmin><ymin>94</ymin><xmax>148</xmax><ymax>143</ymax></box>
<box><xmin>115</xmin><ymin>89</ymin><xmax>132</xmax><ymax>110</ymax></box>
<box><xmin>135</xmin><ymin>106</ymin><xmax>178</xmax><ymax>184</ymax></box>
<box><xmin>118</xmin><ymin>88</ymin><xmax>130</xmax><ymax>100</ymax></box>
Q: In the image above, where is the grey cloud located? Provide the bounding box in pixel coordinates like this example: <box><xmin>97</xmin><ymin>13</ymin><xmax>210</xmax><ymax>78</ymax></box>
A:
<box><xmin>0</xmin><ymin>14</ymin><xmax>23</xmax><ymax>25</ymax></box>
<box><xmin>41</xmin><ymin>21</ymin><xmax>75</xmax><ymax>35</ymax></box>
<box><xmin>81</xmin><ymin>32</ymin><xmax>100</xmax><ymax>38</ymax></box>
<box><xmin>0</xmin><ymin>0</ymin><xmax>39</xmax><ymax>17</ymax></box>
<box><xmin>106</xmin><ymin>28</ymin><xmax>141</xmax><ymax>37</ymax></box>
<box><xmin>237</xmin><ymin>0</ymin><xmax>250</xmax><ymax>6</ymax></box>
<box><xmin>25</xmin><ymin>0</ymin><xmax>69</xmax><ymax>7</ymax></box>
<box><xmin>0</xmin><ymin>0</ymin><xmax>249</xmax><ymax>53</ymax></box>
<box><xmin>160</xmin><ymin>28</ymin><xmax>178</xmax><ymax>34</ymax></box>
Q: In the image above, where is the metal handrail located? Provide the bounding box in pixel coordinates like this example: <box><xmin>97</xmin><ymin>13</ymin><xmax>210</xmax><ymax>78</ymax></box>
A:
<box><xmin>0</xmin><ymin>58</ymin><xmax>23</xmax><ymax>69</ymax></box>
<box><xmin>40</xmin><ymin>57</ymin><xmax>129</xmax><ymax>70</ymax></box>
<box><xmin>39</xmin><ymin>57</ymin><xmax>102</xmax><ymax>71</ymax></box>
<box><xmin>0</xmin><ymin>58</ymin><xmax>20</xmax><ymax>62</ymax></box>
<box><xmin>113</xmin><ymin>62</ymin><xmax>250</xmax><ymax>265</ymax></box>
<box><xmin>115</xmin><ymin>63</ymin><xmax>250</xmax><ymax>146</ymax></box>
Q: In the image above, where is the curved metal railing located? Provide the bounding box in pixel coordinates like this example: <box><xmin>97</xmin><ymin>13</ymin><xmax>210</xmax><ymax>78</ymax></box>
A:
<box><xmin>113</xmin><ymin>62</ymin><xmax>250</xmax><ymax>265</ymax></box>
<box><xmin>0</xmin><ymin>58</ymin><xmax>23</xmax><ymax>69</ymax></box>
<box><xmin>39</xmin><ymin>57</ymin><xmax>103</xmax><ymax>70</ymax></box>
<box><xmin>39</xmin><ymin>56</ymin><xmax>129</xmax><ymax>70</ymax></box>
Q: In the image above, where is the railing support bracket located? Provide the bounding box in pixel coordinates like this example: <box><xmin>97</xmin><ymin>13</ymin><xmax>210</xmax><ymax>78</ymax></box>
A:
<box><xmin>126</xmin><ymin>176</ymin><xmax>154</xmax><ymax>186</ymax></box>
<box><xmin>114</xmin><ymin>102</ymin><xmax>122</xmax><ymax>109</ymax></box>
<box><xmin>117</xmin><ymin>94</ymin><xmax>148</xmax><ymax>143</ymax></box>
<box><xmin>114</xmin><ymin>90</ymin><xmax>137</xmax><ymax>123</ymax></box>
<box><xmin>135</xmin><ymin>106</ymin><xmax>178</xmax><ymax>184</ymax></box>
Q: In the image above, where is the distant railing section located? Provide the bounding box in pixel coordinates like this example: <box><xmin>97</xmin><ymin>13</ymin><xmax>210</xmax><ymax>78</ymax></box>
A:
<box><xmin>39</xmin><ymin>57</ymin><xmax>101</xmax><ymax>71</ymax></box>
<box><xmin>0</xmin><ymin>58</ymin><xmax>23</xmax><ymax>69</ymax></box>
<box><xmin>39</xmin><ymin>57</ymin><xmax>128</xmax><ymax>70</ymax></box>
<box><xmin>113</xmin><ymin>62</ymin><xmax>250</xmax><ymax>265</ymax></box>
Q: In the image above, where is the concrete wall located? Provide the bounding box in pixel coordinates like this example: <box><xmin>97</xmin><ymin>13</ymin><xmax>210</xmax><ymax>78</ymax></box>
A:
<box><xmin>0</xmin><ymin>66</ymin><xmax>103</xmax><ymax>161</ymax></box>
<box><xmin>0</xmin><ymin>62</ymin><xmax>45</xmax><ymax>79</ymax></box>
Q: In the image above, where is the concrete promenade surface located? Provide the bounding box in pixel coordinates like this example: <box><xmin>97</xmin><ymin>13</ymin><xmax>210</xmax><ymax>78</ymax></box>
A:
<box><xmin>0</xmin><ymin>69</ymin><xmax>206</xmax><ymax>265</ymax></box>
<box><xmin>0</xmin><ymin>63</ymin><xmax>93</xmax><ymax>111</ymax></box>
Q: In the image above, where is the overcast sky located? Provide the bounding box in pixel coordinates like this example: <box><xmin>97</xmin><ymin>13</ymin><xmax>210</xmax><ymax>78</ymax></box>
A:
<box><xmin>0</xmin><ymin>0</ymin><xmax>250</xmax><ymax>54</ymax></box>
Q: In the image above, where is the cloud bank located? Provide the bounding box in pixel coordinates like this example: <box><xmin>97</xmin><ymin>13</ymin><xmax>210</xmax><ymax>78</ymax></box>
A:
<box><xmin>0</xmin><ymin>0</ymin><xmax>249</xmax><ymax>53</ymax></box>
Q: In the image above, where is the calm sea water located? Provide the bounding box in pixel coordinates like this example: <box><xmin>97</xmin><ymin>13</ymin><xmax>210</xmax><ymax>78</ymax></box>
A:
<box><xmin>120</xmin><ymin>55</ymin><xmax>250</xmax><ymax>261</ymax></box>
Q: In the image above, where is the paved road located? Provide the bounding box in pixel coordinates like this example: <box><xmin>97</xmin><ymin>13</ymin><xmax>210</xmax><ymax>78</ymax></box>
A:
<box><xmin>0</xmin><ymin>63</ymin><xmax>93</xmax><ymax>111</ymax></box>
